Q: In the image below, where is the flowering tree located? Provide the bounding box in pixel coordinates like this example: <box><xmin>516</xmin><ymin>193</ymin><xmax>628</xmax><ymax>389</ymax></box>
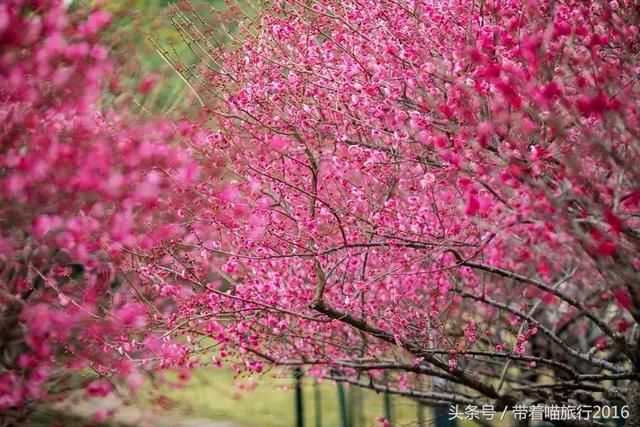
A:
<box><xmin>165</xmin><ymin>0</ymin><xmax>640</xmax><ymax>422</ymax></box>
<box><xmin>0</xmin><ymin>1</ymin><xmax>198</xmax><ymax>422</ymax></box>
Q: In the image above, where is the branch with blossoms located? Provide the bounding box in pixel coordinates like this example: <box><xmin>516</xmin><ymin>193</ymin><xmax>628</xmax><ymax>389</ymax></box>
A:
<box><xmin>0</xmin><ymin>1</ymin><xmax>201</xmax><ymax>422</ymax></box>
<box><xmin>151</xmin><ymin>0</ymin><xmax>640</xmax><ymax>422</ymax></box>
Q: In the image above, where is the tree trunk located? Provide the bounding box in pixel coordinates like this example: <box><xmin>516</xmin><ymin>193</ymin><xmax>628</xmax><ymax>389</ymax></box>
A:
<box><xmin>627</xmin><ymin>380</ymin><xmax>640</xmax><ymax>427</ymax></box>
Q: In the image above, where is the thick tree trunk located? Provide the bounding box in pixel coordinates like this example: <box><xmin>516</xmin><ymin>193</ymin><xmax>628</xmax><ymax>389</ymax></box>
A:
<box><xmin>627</xmin><ymin>380</ymin><xmax>640</xmax><ymax>427</ymax></box>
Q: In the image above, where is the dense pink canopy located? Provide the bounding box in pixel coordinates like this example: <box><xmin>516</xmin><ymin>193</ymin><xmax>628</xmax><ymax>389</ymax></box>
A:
<box><xmin>168</xmin><ymin>0</ymin><xmax>640</xmax><ymax>414</ymax></box>
<box><xmin>2</xmin><ymin>0</ymin><xmax>640</xmax><ymax>422</ymax></box>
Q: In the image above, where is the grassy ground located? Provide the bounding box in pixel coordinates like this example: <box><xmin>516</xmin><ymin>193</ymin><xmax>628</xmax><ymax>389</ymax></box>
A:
<box><xmin>32</xmin><ymin>368</ymin><xmax>452</xmax><ymax>427</ymax></box>
<box><xmin>161</xmin><ymin>368</ymin><xmax>438</xmax><ymax>427</ymax></box>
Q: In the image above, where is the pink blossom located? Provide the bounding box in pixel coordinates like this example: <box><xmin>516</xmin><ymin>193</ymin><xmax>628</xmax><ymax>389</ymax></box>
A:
<box><xmin>86</xmin><ymin>379</ymin><xmax>112</xmax><ymax>398</ymax></box>
<box><xmin>138</xmin><ymin>74</ymin><xmax>160</xmax><ymax>95</ymax></box>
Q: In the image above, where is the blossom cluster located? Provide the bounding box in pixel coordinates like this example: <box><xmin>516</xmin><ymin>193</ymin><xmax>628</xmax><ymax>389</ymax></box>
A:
<box><xmin>167</xmin><ymin>0</ymin><xmax>640</xmax><ymax>409</ymax></box>
<box><xmin>0</xmin><ymin>0</ymin><xmax>197</xmax><ymax>418</ymax></box>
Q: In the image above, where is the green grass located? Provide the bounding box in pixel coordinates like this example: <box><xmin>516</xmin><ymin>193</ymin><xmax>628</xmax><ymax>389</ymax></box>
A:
<box><xmin>160</xmin><ymin>367</ymin><xmax>436</xmax><ymax>427</ymax></box>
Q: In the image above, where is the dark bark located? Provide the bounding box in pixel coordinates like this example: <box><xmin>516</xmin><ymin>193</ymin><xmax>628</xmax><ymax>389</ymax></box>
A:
<box><xmin>627</xmin><ymin>380</ymin><xmax>640</xmax><ymax>427</ymax></box>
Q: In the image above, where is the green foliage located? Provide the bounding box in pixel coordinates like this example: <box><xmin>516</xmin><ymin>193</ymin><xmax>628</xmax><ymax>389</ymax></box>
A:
<box><xmin>98</xmin><ymin>0</ymin><xmax>193</xmax><ymax>116</ymax></box>
<box><xmin>98</xmin><ymin>0</ymin><xmax>259</xmax><ymax>118</ymax></box>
